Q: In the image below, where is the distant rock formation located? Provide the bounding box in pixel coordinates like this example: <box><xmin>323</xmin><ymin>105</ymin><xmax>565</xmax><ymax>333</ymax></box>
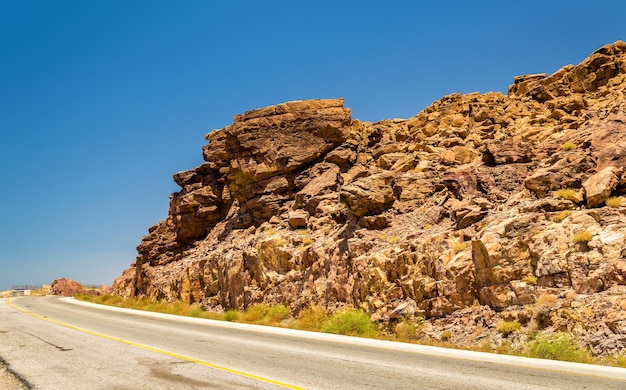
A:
<box><xmin>114</xmin><ymin>41</ymin><xmax>626</xmax><ymax>357</ymax></box>
<box><xmin>50</xmin><ymin>278</ymin><xmax>107</xmax><ymax>297</ymax></box>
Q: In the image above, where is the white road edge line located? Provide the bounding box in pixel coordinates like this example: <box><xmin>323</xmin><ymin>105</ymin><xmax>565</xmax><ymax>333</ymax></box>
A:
<box><xmin>62</xmin><ymin>297</ymin><xmax>626</xmax><ymax>381</ymax></box>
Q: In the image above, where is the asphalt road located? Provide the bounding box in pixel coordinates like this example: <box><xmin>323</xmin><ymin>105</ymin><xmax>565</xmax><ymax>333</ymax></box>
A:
<box><xmin>1</xmin><ymin>296</ymin><xmax>625</xmax><ymax>389</ymax></box>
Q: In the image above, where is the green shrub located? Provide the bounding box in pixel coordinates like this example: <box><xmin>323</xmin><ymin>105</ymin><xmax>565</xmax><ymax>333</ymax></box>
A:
<box><xmin>496</xmin><ymin>320</ymin><xmax>522</xmax><ymax>336</ymax></box>
<box><xmin>223</xmin><ymin>310</ymin><xmax>240</xmax><ymax>322</ymax></box>
<box><xmin>146</xmin><ymin>300</ymin><xmax>173</xmax><ymax>313</ymax></box>
<box><xmin>440</xmin><ymin>330</ymin><xmax>452</xmax><ymax>341</ymax></box>
<box><xmin>188</xmin><ymin>305</ymin><xmax>205</xmax><ymax>317</ymax></box>
<box><xmin>266</xmin><ymin>304</ymin><xmax>291</xmax><ymax>323</ymax></box>
<box><xmin>524</xmin><ymin>332</ymin><xmax>592</xmax><ymax>363</ymax></box>
<box><xmin>105</xmin><ymin>295</ymin><xmax>124</xmax><ymax>306</ymax></box>
<box><xmin>242</xmin><ymin>304</ymin><xmax>269</xmax><ymax>323</ymax></box>
<box><xmin>561</xmin><ymin>142</ymin><xmax>577</xmax><ymax>151</ymax></box>
<box><xmin>164</xmin><ymin>301</ymin><xmax>186</xmax><ymax>315</ymax></box>
<box><xmin>75</xmin><ymin>293</ymin><xmax>94</xmax><ymax>302</ymax></box>
<box><xmin>236</xmin><ymin>304</ymin><xmax>292</xmax><ymax>325</ymax></box>
<box><xmin>321</xmin><ymin>309</ymin><xmax>378</xmax><ymax>337</ymax></box>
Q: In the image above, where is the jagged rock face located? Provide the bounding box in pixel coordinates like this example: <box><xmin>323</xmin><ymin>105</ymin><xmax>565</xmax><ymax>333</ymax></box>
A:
<box><xmin>114</xmin><ymin>41</ymin><xmax>626</xmax><ymax>356</ymax></box>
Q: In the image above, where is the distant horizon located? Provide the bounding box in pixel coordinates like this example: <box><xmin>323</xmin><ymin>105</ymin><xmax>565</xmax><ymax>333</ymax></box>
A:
<box><xmin>1</xmin><ymin>0</ymin><xmax>625</xmax><ymax>292</ymax></box>
<box><xmin>3</xmin><ymin>282</ymin><xmax>108</xmax><ymax>291</ymax></box>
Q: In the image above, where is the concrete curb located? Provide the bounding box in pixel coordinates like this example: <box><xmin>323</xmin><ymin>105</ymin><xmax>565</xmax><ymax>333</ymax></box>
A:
<box><xmin>63</xmin><ymin>297</ymin><xmax>626</xmax><ymax>381</ymax></box>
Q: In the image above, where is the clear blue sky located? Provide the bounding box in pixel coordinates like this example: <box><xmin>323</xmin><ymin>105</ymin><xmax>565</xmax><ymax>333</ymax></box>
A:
<box><xmin>1</xmin><ymin>1</ymin><xmax>624</xmax><ymax>291</ymax></box>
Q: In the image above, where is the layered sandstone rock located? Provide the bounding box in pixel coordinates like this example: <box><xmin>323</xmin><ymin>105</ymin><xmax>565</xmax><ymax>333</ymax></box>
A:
<box><xmin>114</xmin><ymin>41</ymin><xmax>626</xmax><ymax>357</ymax></box>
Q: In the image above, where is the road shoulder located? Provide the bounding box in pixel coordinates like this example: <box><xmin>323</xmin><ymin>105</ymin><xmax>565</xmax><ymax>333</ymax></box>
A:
<box><xmin>0</xmin><ymin>357</ymin><xmax>30</xmax><ymax>389</ymax></box>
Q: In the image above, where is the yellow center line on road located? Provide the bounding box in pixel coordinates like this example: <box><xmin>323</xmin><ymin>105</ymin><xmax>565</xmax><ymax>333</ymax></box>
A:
<box><xmin>6</xmin><ymin>299</ymin><xmax>304</xmax><ymax>390</ymax></box>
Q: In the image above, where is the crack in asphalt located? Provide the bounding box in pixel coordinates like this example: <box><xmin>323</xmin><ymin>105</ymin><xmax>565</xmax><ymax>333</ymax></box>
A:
<box><xmin>19</xmin><ymin>330</ymin><xmax>73</xmax><ymax>352</ymax></box>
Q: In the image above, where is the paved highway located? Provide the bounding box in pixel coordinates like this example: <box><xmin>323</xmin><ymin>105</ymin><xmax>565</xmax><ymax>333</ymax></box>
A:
<box><xmin>1</xmin><ymin>296</ymin><xmax>624</xmax><ymax>389</ymax></box>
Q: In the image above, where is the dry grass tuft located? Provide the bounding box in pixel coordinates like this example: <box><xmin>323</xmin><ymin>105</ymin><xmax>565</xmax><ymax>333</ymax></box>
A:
<box><xmin>535</xmin><ymin>294</ymin><xmax>556</xmax><ymax>306</ymax></box>
<box><xmin>387</xmin><ymin>236</ymin><xmax>400</xmax><ymax>244</ymax></box>
<box><xmin>440</xmin><ymin>330</ymin><xmax>452</xmax><ymax>341</ymax></box>
<box><xmin>573</xmin><ymin>230</ymin><xmax>593</xmax><ymax>243</ymax></box>
<box><xmin>394</xmin><ymin>318</ymin><xmax>421</xmax><ymax>341</ymax></box>
<box><xmin>555</xmin><ymin>189</ymin><xmax>578</xmax><ymax>201</ymax></box>
<box><xmin>561</xmin><ymin>142</ymin><xmax>577</xmax><ymax>151</ymax></box>
<box><xmin>551</xmin><ymin>210</ymin><xmax>572</xmax><ymax>223</ymax></box>
<box><xmin>523</xmin><ymin>275</ymin><xmax>537</xmax><ymax>286</ymax></box>
<box><xmin>606</xmin><ymin>197</ymin><xmax>622</xmax><ymax>208</ymax></box>
<box><xmin>293</xmin><ymin>306</ymin><xmax>328</xmax><ymax>331</ymax></box>
<box><xmin>453</xmin><ymin>242</ymin><xmax>467</xmax><ymax>253</ymax></box>
<box><xmin>496</xmin><ymin>320</ymin><xmax>522</xmax><ymax>336</ymax></box>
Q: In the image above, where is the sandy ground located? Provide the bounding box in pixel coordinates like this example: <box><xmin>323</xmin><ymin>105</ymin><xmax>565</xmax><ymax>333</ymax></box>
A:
<box><xmin>0</xmin><ymin>363</ymin><xmax>29</xmax><ymax>389</ymax></box>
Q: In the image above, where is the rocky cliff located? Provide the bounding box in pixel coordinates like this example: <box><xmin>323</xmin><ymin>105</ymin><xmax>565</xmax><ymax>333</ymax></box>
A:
<box><xmin>114</xmin><ymin>41</ymin><xmax>626</xmax><ymax>356</ymax></box>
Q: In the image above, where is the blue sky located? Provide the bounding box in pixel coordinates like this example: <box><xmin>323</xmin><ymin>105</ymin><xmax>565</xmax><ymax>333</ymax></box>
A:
<box><xmin>1</xmin><ymin>1</ymin><xmax>624</xmax><ymax>291</ymax></box>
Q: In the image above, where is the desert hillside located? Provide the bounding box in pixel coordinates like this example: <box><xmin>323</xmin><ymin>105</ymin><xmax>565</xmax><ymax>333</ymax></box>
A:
<box><xmin>113</xmin><ymin>41</ymin><xmax>626</xmax><ymax>357</ymax></box>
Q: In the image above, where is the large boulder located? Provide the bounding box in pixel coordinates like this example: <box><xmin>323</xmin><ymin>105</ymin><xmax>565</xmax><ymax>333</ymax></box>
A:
<box><xmin>583</xmin><ymin>166</ymin><xmax>621</xmax><ymax>207</ymax></box>
<box><xmin>50</xmin><ymin>278</ymin><xmax>102</xmax><ymax>297</ymax></box>
<box><xmin>340</xmin><ymin>170</ymin><xmax>396</xmax><ymax>217</ymax></box>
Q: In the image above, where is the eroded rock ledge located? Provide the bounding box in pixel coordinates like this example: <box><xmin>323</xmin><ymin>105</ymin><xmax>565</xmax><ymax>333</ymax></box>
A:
<box><xmin>114</xmin><ymin>41</ymin><xmax>626</xmax><ymax>356</ymax></box>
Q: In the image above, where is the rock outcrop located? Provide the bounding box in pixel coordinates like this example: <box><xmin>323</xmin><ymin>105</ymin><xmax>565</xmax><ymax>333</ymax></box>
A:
<box><xmin>50</xmin><ymin>278</ymin><xmax>105</xmax><ymax>297</ymax></box>
<box><xmin>114</xmin><ymin>41</ymin><xmax>626</xmax><ymax>357</ymax></box>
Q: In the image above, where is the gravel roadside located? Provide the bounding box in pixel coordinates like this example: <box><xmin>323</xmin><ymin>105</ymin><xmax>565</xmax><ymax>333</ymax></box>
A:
<box><xmin>0</xmin><ymin>359</ymin><xmax>30</xmax><ymax>389</ymax></box>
